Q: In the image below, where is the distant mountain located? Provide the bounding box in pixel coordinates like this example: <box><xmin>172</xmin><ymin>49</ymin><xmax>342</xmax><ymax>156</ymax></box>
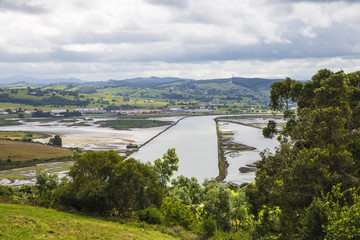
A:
<box><xmin>0</xmin><ymin>75</ymin><xmax>281</xmax><ymax>91</ymax></box>
<box><xmin>88</xmin><ymin>76</ymin><xmax>279</xmax><ymax>91</ymax></box>
<box><xmin>0</xmin><ymin>76</ymin><xmax>86</xmax><ymax>86</ymax></box>
<box><xmin>90</xmin><ymin>77</ymin><xmax>194</xmax><ymax>88</ymax></box>
<box><xmin>178</xmin><ymin>77</ymin><xmax>280</xmax><ymax>91</ymax></box>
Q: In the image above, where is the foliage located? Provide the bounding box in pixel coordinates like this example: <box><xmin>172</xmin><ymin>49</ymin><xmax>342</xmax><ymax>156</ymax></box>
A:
<box><xmin>202</xmin><ymin>179</ymin><xmax>232</xmax><ymax>231</ymax></box>
<box><xmin>247</xmin><ymin>69</ymin><xmax>360</xmax><ymax>238</ymax></box>
<box><xmin>48</xmin><ymin>135</ymin><xmax>62</xmax><ymax>147</ymax></box>
<box><xmin>170</xmin><ymin>175</ymin><xmax>202</xmax><ymax>205</ymax></box>
<box><xmin>201</xmin><ymin>217</ymin><xmax>217</xmax><ymax>238</ymax></box>
<box><xmin>35</xmin><ymin>169</ymin><xmax>69</xmax><ymax>207</ymax></box>
<box><xmin>262</xmin><ymin>120</ymin><xmax>277</xmax><ymax>139</ymax></box>
<box><xmin>160</xmin><ymin>197</ymin><xmax>198</xmax><ymax>231</ymax></box>
<box><xmin>107</xmin><ymin>158</ymin><xmax>163</xmax><ymax>215</ymax></box>
<box><xmin>154</xmin><ymin>148</ymin><xmax>179</xmax><ymax>187</ymax></box>
<box><xmin>320</xmin><ymin>184</ymin><xmax>360</xmax><ymax>240</ymax></box>
<box><xmin>137</xmin><ymin>206</ymin><xmax>164</xmax><ymax>225</ymax></box>
<box><xmin>63</xmin><ymin>150</ymin><xmax>163</xmax><ymax>216</ymax></box>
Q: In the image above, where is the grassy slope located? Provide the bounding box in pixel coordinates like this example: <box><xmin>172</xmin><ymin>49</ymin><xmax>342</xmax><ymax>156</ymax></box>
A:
<box><xmin>0</xmin><ymin>203</ymin><xmax>179</xmax><ymax>240</ymax></box>
<box><xmin>0</xmin><ymin>139</ymin><xmax>73</xmax><ymax>162</ymax></box>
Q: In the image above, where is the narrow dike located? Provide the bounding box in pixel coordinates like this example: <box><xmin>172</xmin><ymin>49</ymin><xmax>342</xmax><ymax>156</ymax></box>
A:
<box><xmin>215</xmin><ymin>117</ymin><xmax>257</xmax><ymax>182</ymax></box>
<box><xmin>126</xmin><ymin>117</ymin><xmax>186</xmax><ymax>158</ymax></box>
<box><xmin>215</xmin><ymin>118</ymin><xmax>228</xmax><ymax>181</ymax></box>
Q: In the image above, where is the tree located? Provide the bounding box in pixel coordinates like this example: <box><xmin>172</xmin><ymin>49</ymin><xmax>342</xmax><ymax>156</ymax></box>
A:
<box><xmin>63</xmin><ymin>150</ymin><xmax>163</xmax><ymax>216</ymax></box>
<box><xmin>170</xmin><ymin>175</ymin><xmax>203</xmax><ymax>205</ymax></box>
<box><xmin>153</xmin><ymin>148</ymin><xmax>179</xmax><ymax>186</ymax></box>
<box><xmin>35</xmin><ymin>169</ymin><xmax>61</xmax><ymax>206</ymax></box>
<box><xmin>202</xmin><ymin>179</ymin><xmax>232</xmax><ymax>231</ymax></box>
<box><xmin>269</xmin><ymin>77</ymin><xmax>301</xmax><ymax>111</ymax></box>
<box><xmin>48</xmin><ymin>135</ymin><xmax>62</xmax><ymax>147</ymax></box>
<box><xmin>247</xmin><ymin>69</ymin><xmax>360</xmax><ymax>238</ymax></box>
<box><xmin>64</xmin><ymin>151</ymin><xmax>123</xmax><ymax>213</ymax></box>
<box><xmin>108</xmin><ymin>158</ymin><xmax>163</xmax><ymax>215</ymax></box>
<box><xmin>161</xmin><ymin>196</ymin><xmax>198</xmax><ymax>230</ymax></box>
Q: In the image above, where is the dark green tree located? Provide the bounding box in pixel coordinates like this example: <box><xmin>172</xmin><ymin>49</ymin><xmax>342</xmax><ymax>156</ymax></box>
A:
<box><xmin>247</xmin><ymin>69</ymin><xmax>360</xmax><ymax>238</ymax></box>
<box><xmin>63</xmin><ymin>150</ymin><xmax>163</xmax><ymax>216</ymax></box>
<box><xmin>48</xmin><ymin>135</ymin><xmax>62</xmax><ymax>147</ymax></box>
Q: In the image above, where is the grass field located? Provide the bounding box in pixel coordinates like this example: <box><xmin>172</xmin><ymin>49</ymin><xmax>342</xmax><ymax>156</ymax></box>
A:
<box><xmin>0</xmin><ymin>203</ymin><xmax>180</xmax><ymax>240</ymax></box>
<box><xmin>98</xmin><ymin>119</ymin><xmax>172</xmax><ymax>130</ymax></box>
<box><xmin>0</xmin><ymin>115</ymin><xmax>20</xmax><ymax>126</ymax></box>
<box><xmin>0</xmin><ymin>131</ymin><xmax>50</xmax><ymax>141</ymax></box>
<box><xmin>0</xmin><ymin>161</ymin><xmax>74</xmax><ymax>181</ymax></box>
<box><xmin>0</xmin><ymin>139</ymin><xmax>73</xmax><ymax>162</ymax></box>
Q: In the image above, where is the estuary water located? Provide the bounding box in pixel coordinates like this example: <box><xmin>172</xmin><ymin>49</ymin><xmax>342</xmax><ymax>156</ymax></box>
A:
<box><xmin>131</xmin><ymin>116</ymin><xmax>219</xmax><ymax>182</ymax></box>
<box><xmin>219</xmin><ymin>122</ymin><xmax>278</xmax><ymax>184</ymax></box>
<box><xmin>0</xmin><ymin>115</ymin><xmax>278</xmax><ymax>185</ymax></box>
<box><xmin>132</xmin><ymin>115</ymin><xmax>279</xmax><ymax>184</ymax></box>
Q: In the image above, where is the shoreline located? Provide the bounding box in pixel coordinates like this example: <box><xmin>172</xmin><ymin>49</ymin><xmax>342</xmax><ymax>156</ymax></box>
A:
<box><xmin>214</xmin><ymin>116</ymin><xmax>261</xmax><ymax>183</ymax></box>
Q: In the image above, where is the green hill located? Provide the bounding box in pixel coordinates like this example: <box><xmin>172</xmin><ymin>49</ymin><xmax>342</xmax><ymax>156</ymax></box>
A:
<box><xmin>0</xmin><ymin>203</ymin><xmax>180</xmax><ymax>240</ymax></box>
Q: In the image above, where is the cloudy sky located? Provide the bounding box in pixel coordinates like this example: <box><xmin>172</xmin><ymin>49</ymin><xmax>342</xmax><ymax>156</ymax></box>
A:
<box><xmin>0</xmin><ymin>0</ymin><xmax>360</xmax><ymax>81</ymax></box>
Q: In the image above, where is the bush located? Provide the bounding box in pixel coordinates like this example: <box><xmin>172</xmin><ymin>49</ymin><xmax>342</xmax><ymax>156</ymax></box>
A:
<box><xmin>202</xmin><ymin>218</ymin><xmax>217</xmax><ymax>238</ymax></box>
<box><xmin>161</xmin><ymin>197</ymin><xmax>197</xmax><ymax>230</ymax></box>
<box><xmin>0</xmin><ymin>185</ymin><xmax>15</xmax><ymax>196</ymax></box>
<box><xmin>137</xmin><ymin>206</ymin><xmax>164</xmax><ymax>225</ymax></box>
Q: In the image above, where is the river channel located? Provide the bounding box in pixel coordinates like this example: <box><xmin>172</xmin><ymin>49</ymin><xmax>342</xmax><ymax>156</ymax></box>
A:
<box><xmin>1</xmin><ymin>115</ymin><xmax>279</xmax><ymax>185</ymax></box>
<box><xmin>131</xmin><ymin>116</ymin><xmax>219</xmax><ymax>182</ymax></box>
<box><xmin>132</xmin><ymin>115</ymin><xmax>279</xmax><ymax>184</ymax></box>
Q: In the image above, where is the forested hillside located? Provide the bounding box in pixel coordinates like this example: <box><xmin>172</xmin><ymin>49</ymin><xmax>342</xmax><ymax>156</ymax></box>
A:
<box><xmin>0</xmin><ymin>76</ymin><xmax>277</xmax><ymax>112</ymax></box>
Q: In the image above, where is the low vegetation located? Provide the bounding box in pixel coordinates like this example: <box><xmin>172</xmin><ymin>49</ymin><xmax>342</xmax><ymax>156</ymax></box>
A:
<box><xmin>0</xmin><ymin>139</ymin><xmax>73</xmax><ymax>170</ymax></box>
<box><xmin>98</xmin><ymin>119</ymin><xmax>172</xmax><ymax>130</ymax></box>
<box><xmin>0</xmin><ymin>131</ymin><xmax>50</xmax><ymax>141</ymax></box>
<box><xmin>0</xmin><ymin>203</ymin><xmax>180</xmax><ymax>240</ymax></box>
<box><xmin>0</xmin><ymin>118</ymin><xmax>20</xmax><ymax>126</ymax></box>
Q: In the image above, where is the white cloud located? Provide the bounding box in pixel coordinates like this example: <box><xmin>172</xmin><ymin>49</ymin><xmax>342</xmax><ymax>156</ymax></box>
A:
<box><xmin>0</xmin><ymin>0</ymin><xmax>359</xmax><ymax>80</ymax></box>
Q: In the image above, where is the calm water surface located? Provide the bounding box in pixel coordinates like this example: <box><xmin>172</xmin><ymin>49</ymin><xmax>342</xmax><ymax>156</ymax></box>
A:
<box><xmin>131</xmin><ymin>116</ymin><xmax>219</xmax><ymax>182</ymax></box>
<box><xmin>219</xmin><ymin>122</ymin><xmax>278</xmax><ymax>184</ymax></box>
<box><xmin>133</xmin><ymin>115</ymin><xmax>279</xmax><ymax>184</ymax></box>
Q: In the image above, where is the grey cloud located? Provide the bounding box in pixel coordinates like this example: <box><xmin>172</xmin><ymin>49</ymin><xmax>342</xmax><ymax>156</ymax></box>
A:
<box><xmin>0</xmin><ymin>48</ymin><xmax>98</xmax><ymax>63</ymax></box>
<box><xmin>145</xmin><ymin>0</ymin><xmax>188</xmax><ymax>8</ymax></box>
<box><xmin>66</xmin><ymin>31</ymin><xmax>168</xmax><ymax>45</ymax></box>
<box><xmin>275</xmin><ymin>0</ymin><xmax>358</xmax><ymax>2</ymax></box>
<box><xmin>0</xmin><ymin>21</ymin><xmax>358</xmax><ymax>64</ymax></box>
<box><xmin>0</xmin><ymin>0</ymin><xmax>46</xmax><ymax>14</ymax></box>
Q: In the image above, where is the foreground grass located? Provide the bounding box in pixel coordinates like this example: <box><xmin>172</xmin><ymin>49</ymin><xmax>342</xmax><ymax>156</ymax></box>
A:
<box><xmin>0</xmin><ymin>203</ymin><xmax>179</xmax><ymax>240</ymax></box>
<box><xmin>0</xmin><ymin>140</ymin><xmax>73</xmax><ymax>163</ymax></box>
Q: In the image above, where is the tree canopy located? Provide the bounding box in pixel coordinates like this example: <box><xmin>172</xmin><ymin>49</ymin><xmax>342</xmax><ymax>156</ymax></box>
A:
<box><xmin>248</xmin><ymin>69</ymin><xmax>360</xmax><ymax>239</ymax></box>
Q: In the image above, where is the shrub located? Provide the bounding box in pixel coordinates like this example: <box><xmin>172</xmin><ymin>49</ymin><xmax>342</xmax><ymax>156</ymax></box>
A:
<box><xmin>201</xmin><ymin>218</ymin><xmax>217</xmax><ymax>238</ymax></box>
<box><xmin>137</xmin><ymin>206</ymin><xmax>164</xmax><ymax>225</ymax></box>
<box><xmin>161</xmin><ymin>197</ymin><xmax>197</xmax><ymax>230</ymax></box>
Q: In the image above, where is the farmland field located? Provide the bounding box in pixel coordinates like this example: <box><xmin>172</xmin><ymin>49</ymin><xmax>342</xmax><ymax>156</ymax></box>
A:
<box><xmin>0</xmin><ymin>139</ymin><xmax>73</xmax><ymax>163</ymax></box>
